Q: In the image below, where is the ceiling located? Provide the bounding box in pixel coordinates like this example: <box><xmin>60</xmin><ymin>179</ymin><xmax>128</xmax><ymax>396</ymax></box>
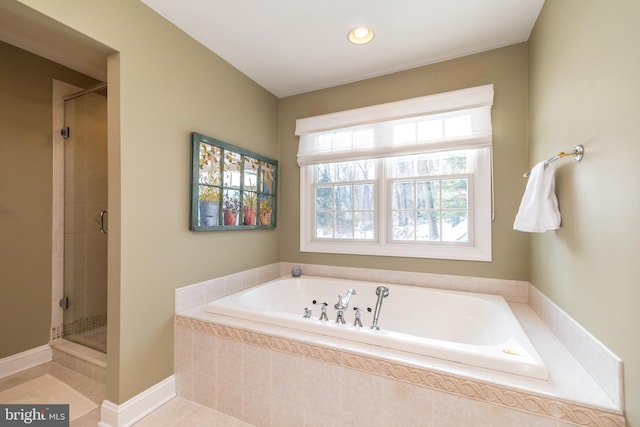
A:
<box><xmin>0</xmin><ymin>1</ymin><xmax>544</xmax><ymax>98</ymax></box>
<box><xmin>141</xmin><ymin>0</ymin><xmax>545</xmax><ymax>98</ymax></box>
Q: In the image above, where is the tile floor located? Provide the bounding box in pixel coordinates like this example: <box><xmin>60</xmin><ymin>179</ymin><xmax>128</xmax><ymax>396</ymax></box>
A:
<box><xmin>0</xmin><ymin>362</ymin><xmax>251</xmax><ymax>426</ymax></box>
<box><xmin>0</xmin><ymin>362</ymin><xmax>104</xmax><ymax>426</ymax></box>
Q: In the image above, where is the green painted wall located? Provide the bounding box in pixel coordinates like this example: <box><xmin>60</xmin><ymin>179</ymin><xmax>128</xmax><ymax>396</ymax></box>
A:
<box><xmin>529</xmin><ymin>0</ymin><xmax>639</xmax><ymax>423</ymax></box>
<box><xmin>279</xmin><ymin>43</ymin><xmax>531</xmax><ymax>280</ymax></box>
<box><xmin>0</xmin><ymin>40</ymin><xmax>98</xmax><ymax>359</ymax></box>
<box><xmin>14</xmin><ymin>0</ymin><xmax>279</xmax><ymax>404</ymax></box>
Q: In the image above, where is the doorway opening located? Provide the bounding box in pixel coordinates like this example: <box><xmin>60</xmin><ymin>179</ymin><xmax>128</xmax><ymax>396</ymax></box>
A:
<box><xmin>53</xmin><ymin>81</ymin><xmax>108</xmax><ymax>353</ymax></box>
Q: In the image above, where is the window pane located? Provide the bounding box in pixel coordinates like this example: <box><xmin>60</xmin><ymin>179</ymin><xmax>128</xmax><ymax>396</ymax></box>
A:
<box><xmin>440</xmin><ymin>153</ymin><xmax>468</xmax><ymax>174</ymax></box>
<box><xmin>443</xmin><ymin>210</ymin><xmax>468</xmax><ymax>242</ymax></box>
<box><xmin>354</xmin><ymin>211</ymin><xmax>374</xmax><ymax>239</ymax></box>
<box><xmin>315</xmin><ymin>160</ymin><xmax>376</xmax><ymax>183</ymax></box>
<box><xmin>335</xmin><ymin>212</ymin><xmax>353</xmax><ymax>239</ymax></box>
<box><xmin>259</xmin><ymin>161</ymin><xmax>275</xmax><ymax>193</ymax></box>
<box><xmin>335</xmin><ymin>185</ymin><xmax>352</xmax><ymax>210</ymax></box>
<box><xmin>442</xmin><ymin>178</ymin><xmax>468</xmax><ymax>209</ymax></box>
<box><xmin>353</xmin><ymin>129</ymin><xmax>374</xmax><ymax>149</ymax></box>
<box><xmin>199</xmin><ymin>144</ymin><xmax>222</xmax><ymax>185</ymax></box>
<box><xmin>316</xmin><ymin>212</ymin><xmax>333</xmax><ymax>238</ymax></box>
<box><xmin>334</xmin><ymin>131</ymin><xmax>352</xmax><ymax>152</ymax></box>
<box><xmin>392</xmin><ymin>181</ymin><xmax>414</xmax><ymax>210</ymax></box>
<box><xmin>392</xmin><ymin>211</ymin><xmax>415</xmax><ymax>240</ymax></box>
<box><xmin>392</xmin><ymin>157</ymin><xmax>414</xmax><ymax>178</ymax></box>
<box><xmin>335</xmin><ymin>162</ymin><xmax>354</xmax><ymax>181</ymax></box>
<box><xmin>353</xmin><ymin>160</ymin><xmax>376</xmax><ymax>180</ymax></box>
<box><xmin>417</xmin><ymin>180</ymin><xmax>440</xmax><ymax>210</ymax></box>
<box><xmin>354</xmin><ymin>184</ymin><xmax>374</xmax><ymax>210</ymax></box>
<box><xmin>390</xmin><ymin>152</ymin><xmax>469</xmax><ymax>177</ymax></box>
<box><xmin>393</xmin><ymin>123</ymin><xmax>416</xmax><ymax>144</ymax></box>
<box><xmin>223</xmin><ymin>151</ymin><xmax>242</xmax><ymax>187</ymax></box>
<box><xmin>316</xmin><ymin>186</ymin><xmax>333</xmax><ymax>211</ymax></box>
<box><xmin>417</xmin><ymin>119</ymin><xmax>443</xmax><ymax>140</ymax></box>
<box><xmin>443</xmin><ymin>115</ymin><xmax>472</xmax><ymax>137</ymax></box>
<box><xmin>317</xmin><ymin>163</ymin><xmax>333</xmax><ymax>183</ymax></box>
<box><xmin>417</xmin><ymin>211</ymin><xmax>440</xmax><ymax>241</ymax></box>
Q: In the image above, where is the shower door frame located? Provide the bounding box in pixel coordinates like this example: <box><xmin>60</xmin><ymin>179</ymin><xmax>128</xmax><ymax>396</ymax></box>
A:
<box><xmin>51</xmin><ymin>80</ymin><xmax>108</xmax><ymax>353</ymax></box>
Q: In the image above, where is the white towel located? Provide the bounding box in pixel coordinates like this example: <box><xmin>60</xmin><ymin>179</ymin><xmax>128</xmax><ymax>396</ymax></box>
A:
<box><xmin>513</xmin><ymin>161</ymin><xmax>561</xmax><ymax>232</ymax></box>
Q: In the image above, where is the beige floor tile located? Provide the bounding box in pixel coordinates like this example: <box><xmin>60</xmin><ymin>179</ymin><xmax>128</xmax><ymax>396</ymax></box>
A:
<box><xmin>134</xmin><ymin>397</ymin><xmax>253</xmax><ymax>427</ymax></box>
<box><xmin>1</xmin><ymin>361</ymin><xmax>251</xmax><ymax>427</ymax></box>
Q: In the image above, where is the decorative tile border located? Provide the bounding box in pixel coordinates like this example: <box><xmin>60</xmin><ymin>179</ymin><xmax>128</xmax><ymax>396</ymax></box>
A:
<box><xmin>176</xmin><ymin>315</ymin><xmax>624</xmax><ymax>427</ymax></box>
<box><xmin>51</xmin><ymin>313</ymin><xmax>107</xmax><ymax>342</ymax></box>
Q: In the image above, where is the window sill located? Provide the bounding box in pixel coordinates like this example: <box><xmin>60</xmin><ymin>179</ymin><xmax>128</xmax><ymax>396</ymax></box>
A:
<box><xmin>300</xmin><ymin>240</ymin><xmax>492</xmax><ymax>261</ymax></box>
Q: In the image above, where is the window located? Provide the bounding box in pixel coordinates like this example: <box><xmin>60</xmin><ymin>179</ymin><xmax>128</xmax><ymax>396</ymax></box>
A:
<box><xmin>296</xmin><ymin>85</ymin><xmax>493</xmax><ymax>261</ymax></box>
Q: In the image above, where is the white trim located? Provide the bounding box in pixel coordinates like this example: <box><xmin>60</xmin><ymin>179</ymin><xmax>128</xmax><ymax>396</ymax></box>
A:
<box><xmin>0</xmin><ymin>345</ymin><xmax>52</xmax><ymax>379</ymax></box>
<box><xmin>98</xmin><ymin>375</ymin><xmax>176</xmax><ymax>427</ymax></box>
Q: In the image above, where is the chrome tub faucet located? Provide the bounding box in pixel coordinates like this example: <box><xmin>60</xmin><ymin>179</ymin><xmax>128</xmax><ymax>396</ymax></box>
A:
<box><xmin>334</xmin><ymin>288</ymin><xmax>357</xmax><ymax>311</ymax></box>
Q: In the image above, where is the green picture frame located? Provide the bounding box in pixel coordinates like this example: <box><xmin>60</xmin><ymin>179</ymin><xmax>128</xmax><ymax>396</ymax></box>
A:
<box><xmin>190</xmin><ymin>132</ymin><xmax>277</xmax><ymax>230</ymax></box>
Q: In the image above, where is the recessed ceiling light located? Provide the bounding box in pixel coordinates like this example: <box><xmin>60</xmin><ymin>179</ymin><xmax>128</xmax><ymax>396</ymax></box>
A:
<box><xmin>348</xmin><ymin>26</ymin><xmax>374</xmax><ymax>45</ymax></box>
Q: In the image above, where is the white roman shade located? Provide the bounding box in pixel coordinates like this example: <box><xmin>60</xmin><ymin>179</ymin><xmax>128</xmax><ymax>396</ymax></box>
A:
<box><xmin>295</xmin><ymin>84</ymin><xmax>494</xmax><ymax>166</ymax></box>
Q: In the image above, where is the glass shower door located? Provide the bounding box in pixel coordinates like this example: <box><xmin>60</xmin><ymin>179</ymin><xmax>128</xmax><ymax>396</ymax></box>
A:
<box><xmin>62</xmin><ymin>90</ymin><xmax>108</xmax><ymax>353</ymax></box>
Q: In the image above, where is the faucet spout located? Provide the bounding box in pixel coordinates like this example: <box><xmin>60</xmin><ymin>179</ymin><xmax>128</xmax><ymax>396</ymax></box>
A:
<box><xmin>334</xmin><ymin>288</ymin><xmax>357</xmax><ymax>311</ymax></box>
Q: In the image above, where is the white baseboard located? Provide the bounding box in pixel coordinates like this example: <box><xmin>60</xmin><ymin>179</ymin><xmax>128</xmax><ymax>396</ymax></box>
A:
<box><xmin>0</xmin><ymin>345</ymin><xmax>52</xmax><ymax>379</ymax></box>
<box><xmin>98</xmin><ymin>375</ymin><xmax>175</xmax><ymax>427</ymax></box>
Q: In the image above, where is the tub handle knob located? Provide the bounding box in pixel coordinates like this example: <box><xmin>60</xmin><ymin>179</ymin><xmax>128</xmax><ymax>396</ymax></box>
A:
<box><xmin>353</xmin><ymin>307</ymin><xmax>371</xmax><ymax>328</ymax></box>
<box><xmin>313</xmin><ymin>300</ymin><xmax>329</xmax><ymax>321</ymax></box>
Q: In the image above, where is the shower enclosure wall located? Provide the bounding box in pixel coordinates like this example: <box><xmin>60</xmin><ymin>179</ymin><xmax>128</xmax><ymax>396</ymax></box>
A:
<box><xmin>52</xmin><ymin>81</ymin><xmax>108</xmax><ymax>353</ymax></box>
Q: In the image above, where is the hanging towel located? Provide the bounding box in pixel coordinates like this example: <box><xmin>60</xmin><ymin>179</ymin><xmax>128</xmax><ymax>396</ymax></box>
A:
<box><xmin>513</xmin><ymin>161</ymin><xmax>561</xmax><ymax>232</ymax></box>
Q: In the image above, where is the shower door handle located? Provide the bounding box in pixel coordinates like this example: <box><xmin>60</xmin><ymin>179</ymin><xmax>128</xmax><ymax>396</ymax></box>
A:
<box><xmin>99</xmin><ymin>210</ymin><xmax>108</xmax><ymax>234</ymax></box>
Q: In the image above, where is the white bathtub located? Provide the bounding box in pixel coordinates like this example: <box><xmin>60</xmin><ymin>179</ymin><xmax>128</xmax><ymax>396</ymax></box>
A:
<box><xmin>205</xmin><ymin>275</ymin><xmax>548</xmax><ymax>380</ymax></box>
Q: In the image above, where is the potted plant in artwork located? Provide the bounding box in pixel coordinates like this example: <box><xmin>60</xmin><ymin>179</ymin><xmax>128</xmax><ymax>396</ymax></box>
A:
<box><xmin>198</xmin><ymin>143</ymin><xmax>222</xmax><ymax>226</ymax></box>
<box><xmin>199</xmin><ymin>185</ymin><xmax>220</xmax><ymax>226</ymax></box>
<box><xmin>223</xmin><ymin>192</ymin><xmax>240</xmax><ymax>226</ymax></box>
<box><xmin>259</xmin><ymin>197</ymin><xmax>273</xmax><ymax>225</ymax></box>
<box><xmin>243</xmin><ymin>192</ymin><xmax>258</xmax><ymax>225</ymax></box>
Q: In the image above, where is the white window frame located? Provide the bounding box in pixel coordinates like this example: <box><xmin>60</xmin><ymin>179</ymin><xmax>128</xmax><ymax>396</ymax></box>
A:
<box><xmin>296</xmin><ymin>85</ymin><xmax>494</xmax><ymax>262</ymax></box>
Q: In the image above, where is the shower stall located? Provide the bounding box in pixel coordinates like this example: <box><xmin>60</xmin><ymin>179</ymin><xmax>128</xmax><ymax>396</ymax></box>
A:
<box><xmin>58</xmin><ymin>83</ymin><xmax>108</xmax><ymax>353</ymax></box>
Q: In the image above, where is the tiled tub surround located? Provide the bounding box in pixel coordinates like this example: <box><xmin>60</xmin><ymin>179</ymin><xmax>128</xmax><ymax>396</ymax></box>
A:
<box><xmin>175</xmin><ymin>263</ymin><xmax>624</xmax><ymax>426</ymax></box>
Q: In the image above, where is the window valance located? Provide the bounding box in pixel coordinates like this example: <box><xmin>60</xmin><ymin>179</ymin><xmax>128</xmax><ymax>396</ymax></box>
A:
<box><xmin>295</xmin><ymin>84</ymin><xmax>494</xmax><ymax>166</ymax></box>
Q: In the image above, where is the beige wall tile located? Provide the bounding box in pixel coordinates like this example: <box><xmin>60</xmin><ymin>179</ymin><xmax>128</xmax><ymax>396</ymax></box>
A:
<box><xmin>216</xmin><ymin>380</ymin><xmax>243</xmax><ymax>420</ymax></box>
<box><xmin>242</xmin><ymin>344</ymin><xmax>271</xmax><ymax>394</ymax></box>
<box><xmin>216</xmin><ymin>338</ymin><xmax>243</xmax><ymax>385</ymax></box>
<box><xmin>241</xmin><ymin>389</ymin><xmax>271</xmax><ymax>427</ymax></box>
<box><xmin>192</xmin><ymin>330</ymin><xmax>216</xmax><ymax>378</ymax></box>
<box><xmin>271</xmin><ymin>351</ymin><xmax>305</xmax><ymax>405</ymax></box>
<box><xmin>192</xmin><ymin>372</ymin><xmax>216</xmax><ymax>409</ymax></box>
<box><xmin>271</xmin><ymin>398</ymin><xmax>304</xmax><ymax>427</ymax></box>
<box><xmin>382</xmin><ymin>378</ymin><xmax>433</xmax><ymax>426</ymax></box>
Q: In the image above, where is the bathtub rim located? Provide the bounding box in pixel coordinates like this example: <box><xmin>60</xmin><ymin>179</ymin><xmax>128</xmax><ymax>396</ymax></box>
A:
<box><xmin>204</xmin><ymin>275</ymin><xmax>549</xmax><ymax>380</ymax></box>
